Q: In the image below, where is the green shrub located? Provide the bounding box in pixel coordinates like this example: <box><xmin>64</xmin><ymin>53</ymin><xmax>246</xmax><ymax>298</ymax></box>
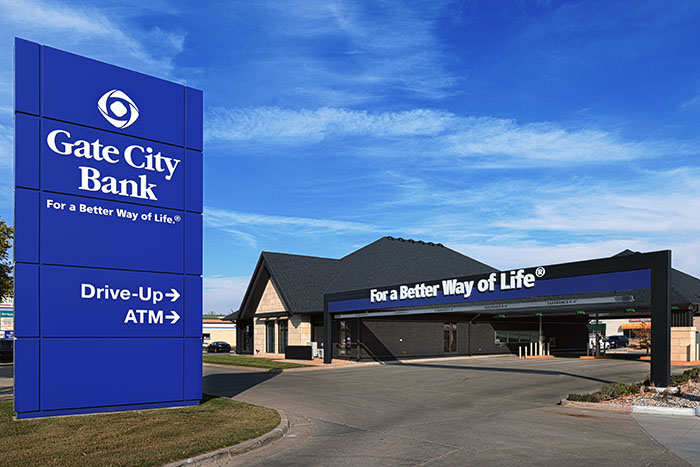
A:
<box><xmin>568</xmin><ymin>392</ymin><xmax>605</xmax><ymax>403</ymax></box>
<box><xmin>671</xmin><ymin>374</ymin><xmax>687</xmax><ymax>386</ymax></box>
<box><xmin>601</xmin><ymin>382</ymin><xmax>640</xmax><ymax>398</ymax></box>
<box><xmin>666</xmin><ymin>369</ymin><xmax>700</xmax><ymax>387</ymax></box>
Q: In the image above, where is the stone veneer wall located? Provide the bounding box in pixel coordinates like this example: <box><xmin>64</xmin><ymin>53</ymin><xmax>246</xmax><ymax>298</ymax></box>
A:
<box><xmin>251</xmin><ymin>278</ymin><xmax>311</xmax><ymax>354</ymax></box>
<box><xmin>288</xmin><ymin>314</ymin><xmax>311</xmax><ymax>346</ymax></box>
<box><xmin>671</xmin><ymin>327</ymin><xmax>697</xmax><ymax>362</ymax></box>
<box><xmin>254</xmin><ymin>279</ymin><xmax>286</xmax><ymax>354</ymax></box>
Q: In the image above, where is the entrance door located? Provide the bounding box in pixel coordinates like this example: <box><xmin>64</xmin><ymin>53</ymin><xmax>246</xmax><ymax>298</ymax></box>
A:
<box><xmin>266</xmin><ymin>321</ymin><xmax>276</xmax><ymax>353</ymax></box>
<box><xmin>444</xmin><ymin>322</ymin><xmax>457</xmax><ymax>354</ymax></box>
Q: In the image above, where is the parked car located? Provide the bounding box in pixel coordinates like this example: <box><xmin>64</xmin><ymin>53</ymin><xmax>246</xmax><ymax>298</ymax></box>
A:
<box><xmin>206</xmin><ymin>341</ymin><xmax>231</xmax><ymax>353</ymax></box>
<box><xmin>606</xmin><ymin>335</ymin><xmax>629</xmax><ymax>348</ymax></box>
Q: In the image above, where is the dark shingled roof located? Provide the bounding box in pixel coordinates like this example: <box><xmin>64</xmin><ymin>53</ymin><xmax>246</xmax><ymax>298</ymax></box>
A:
<box><xmin>264</xmin><ymin>252</ymin><xmax>343</xmax><ymax>313</ymax></box>
<box><xmin>327</xmin><ymin>237</ymin><xmax>496</xmax><ymax>294</ymax></box>
<box><xmin>233</xmin><ymin>236</ymin><xmax>496</xmax><ymax>319</ymax></box>
<box><xmin>224</xmin><ymin>244</ymin><xmax>700</xmax><ymax>322</ymax></box>
<box><xmin>614</xmin><ymin>249</ymin><xmax>700</xmax><ymax>305</ymax></box>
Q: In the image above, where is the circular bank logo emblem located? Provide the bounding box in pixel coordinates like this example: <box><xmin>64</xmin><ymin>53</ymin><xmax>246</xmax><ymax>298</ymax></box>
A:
<box><xmin>97</xmin><ymin>89</ymin><xmax>140</xmax><ymax>129</ymax></box>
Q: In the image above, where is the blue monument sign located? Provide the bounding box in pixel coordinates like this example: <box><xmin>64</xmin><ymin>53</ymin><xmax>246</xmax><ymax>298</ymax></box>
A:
<box><xmin>13</xmin><ymin>38</ymin><xmax>203</xmax><ymax>419</ymax></box>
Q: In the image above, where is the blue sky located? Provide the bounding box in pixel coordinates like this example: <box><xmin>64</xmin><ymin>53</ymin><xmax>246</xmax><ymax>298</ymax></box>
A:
<box><xmin>1</xmin><ymin>0</ymin><xmax>699</xmax><ymax>314</ymax></box>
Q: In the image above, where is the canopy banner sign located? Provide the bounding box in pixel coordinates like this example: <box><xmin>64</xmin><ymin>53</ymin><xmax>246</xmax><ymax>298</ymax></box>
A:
<box><xmin>327</xmin><ymin>264</ymin><xmax>651</xmax><ymax>315</ymax></box>
<box><xmin>323</xmin><ymin>250</ymin><xmax>672</xmax><ymax>388</ymax></box>
<box><xmin>14</xmin><ymin>38</ymin><xmax>203</xmax><ymax>419</ymax></box>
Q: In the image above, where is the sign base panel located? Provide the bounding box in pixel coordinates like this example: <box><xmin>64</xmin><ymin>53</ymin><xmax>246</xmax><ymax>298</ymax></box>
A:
<box><xmin>16</xmin><ymin>399</ymin><xmax>200</xmax><ymax>420</ymax></box>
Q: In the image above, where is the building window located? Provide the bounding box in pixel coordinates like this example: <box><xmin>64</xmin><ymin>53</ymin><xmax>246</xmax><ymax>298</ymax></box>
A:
<box><xmin>266</xmin><ymin>321</ymin><xmax>276</xmax><ymax>353</ymax></box>
<box><xmin>278</xmin><ymin>320</ymin><xmax>288</xmax><ymax>354</ymax></box>
<box><xmin>494</xmin><ymin>330</ymin><xmax>538</xmax><ymax>345</ymax></box>
<box><xmin>202</xmin><ymin>333</ymin><xmax>211</xmax><ymax>341</ymax></box>
<box><xmin>444</xmin><ymin>322</ymin><xmax>457</xmax><ymax>353</ymax></box>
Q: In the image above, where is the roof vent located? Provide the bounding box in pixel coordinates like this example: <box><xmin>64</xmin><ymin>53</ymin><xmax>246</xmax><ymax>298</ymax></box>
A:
<box><xmin>418</xmin><ymin>240</ymin><xmax>425</xmax><ymax>245</ymax></box>
<box><xmin>386</xmin><ymin>236</ymin><xmax>394</xmax><ymax>240</ymax></box>
<box><xmin>437</xmin><ymin>243</ymin><xmax>444</xmax><ymax>247</ymax></box>
<box><xmin>398</xmin><ymin>237</ymin><xmax>405</xmax><ymax>242</ymax></box>
<box><xmin>408</xmin><ymin>239</ymin><xmax>415</xmax><ymax>243</ymax></box>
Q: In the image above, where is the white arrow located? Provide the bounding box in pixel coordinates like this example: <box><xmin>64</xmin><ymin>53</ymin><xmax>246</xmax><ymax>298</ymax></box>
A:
<box><xmin>166</xmin><ymin>310</ymin><xmax>180</xmax><ymax>324</ymax></box>
<box><xmin>165</xmin><ymin>289</ymin><xmax>180</xmax><ymax>302</ymax></box>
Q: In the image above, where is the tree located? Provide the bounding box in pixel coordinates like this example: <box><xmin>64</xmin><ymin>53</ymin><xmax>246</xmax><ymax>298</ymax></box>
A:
<box><xmin>0</xmin><ymin>218</ymin><xmax>12</xmax><ymax>300</ymax></box>
<box><xmin>635</xmin><ymin>321</ymin><xmax>651</xmax><ymax>355</ymax></box>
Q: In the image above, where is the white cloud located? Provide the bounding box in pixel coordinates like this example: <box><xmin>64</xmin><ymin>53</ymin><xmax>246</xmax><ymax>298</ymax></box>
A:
<box><xmin>200</xmin><ymin>164</ymin><xmax>700</xmax><ymax>279</ymax></box>
<box><xmin>383</xmin><ymin>165</ymin><xmax>700</xmax><ymax>239</ymax></box>
<box><xmin>204</xmin><ymin>206</ymin><xmax>379</xmax><ymax>249</ymax></box>
<box><xmin>0</xmin><ymin>123</ymin><xmax>11</xmax><ymax>167</ymax></box>
<box><xmin>448</xmin><ymin>238</ymin><xmax>700</xmax><ymax>280</ymax></box>
<box><xmin>323</xmin><ymin>0</ymin><xmax>456</xmax><ymax>97</ymax></box>
<box><xmin>203</xmin><ymin>275</ymin><xmax>249</xmax><ymax>315</ymax></box>
<box><xmin>206</xmin><ymin>106</ymin><xmax>455</xmax><ymax>144</ymax></box>
<box><xmin>261</xmin><ymin>0</ymin><xmax>457</xmax><ymax>101</ymax></box>
<box><xmin>216</xmin><ymin>228</ymin><xmax>259</xmax><ymax>249</ymax></box>
<box><xmin>205</xmin><ymin>206</ymin><xmax>376</xmax><ymax>234</ymax></box>
<box><xmin>0</xmin><ymin>0</ymin><xmax>187</xmax><ymax>79</ymax></box>
<box><xmin>490</xmin><ymin>168</ymin><xmax>700</xmax><ymax>235</ymax></box>
<box><xmin>680</xmin><ymin>94</ymin><xmax>700</xmax><ymax>111</ymax></box>
<box><xmin>445</xmin><ymin>118</ymin><xmax>662</xmax><ymax>163</ymax></box>
<box><xmin>206</xmin><ymin>106</ymin><xmax>684</xmax><ymax>165</ymax></box>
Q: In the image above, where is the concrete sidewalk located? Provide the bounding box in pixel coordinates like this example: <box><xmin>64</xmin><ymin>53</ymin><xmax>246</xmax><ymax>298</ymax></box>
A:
<box><xmin>634</xmin><ymin>415</ymin><xmax>700</xmax><ymax>466</ymax></box>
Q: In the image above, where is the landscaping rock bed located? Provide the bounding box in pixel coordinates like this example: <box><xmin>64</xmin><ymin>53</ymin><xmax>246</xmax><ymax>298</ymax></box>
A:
<box><xmin>567</xmin><ymin>368</ymin><xmax>700</xmax><ymax>409</ymax></box>
<box><xmin>603</xmin><ymin>380</ymin><xmax>700</xmax><ymax>409</ymax></box>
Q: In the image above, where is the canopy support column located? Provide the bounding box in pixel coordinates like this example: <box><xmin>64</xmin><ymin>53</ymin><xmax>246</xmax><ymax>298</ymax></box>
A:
<box><xmin>323</xmin><ymin>300</ymin><xmax>332</xmax><ymax>364</ymax></box>
<box><xmin>650</xmin><ymin>251</ymin><xmax>671</xmax><ymax>387</ymax></box>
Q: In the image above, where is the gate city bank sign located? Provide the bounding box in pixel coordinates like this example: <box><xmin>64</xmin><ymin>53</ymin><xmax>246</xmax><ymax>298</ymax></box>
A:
<box><xmin>14</xmin><ymin>38</ymin><xmax>203</xmax><ymax>419</ymax></box>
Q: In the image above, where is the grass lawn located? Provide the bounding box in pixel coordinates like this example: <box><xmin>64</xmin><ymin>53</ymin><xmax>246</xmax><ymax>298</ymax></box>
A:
<box><xmin>0</xmin><ymin>396</ymin><xmax>279</xmax><ymax>467</ymax></box>
<box><xmin>203</xmin><ymin>354</ymin><xmax>311</xmax><ymax>369</ymax></box>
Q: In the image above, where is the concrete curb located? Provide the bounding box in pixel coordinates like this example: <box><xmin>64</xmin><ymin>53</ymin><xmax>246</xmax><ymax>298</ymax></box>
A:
<box><xmin>164</xmin><ymin>409</ymin><xmax>290</xmax><ymax>466</ymax></box>
<box><xmin>202</xmin><ymin>362</ymin><xmax>365</xmax><ymax>372</ymax></box>
<box><xmin>203</xmin><ymin>354</ymin><xmax>513</xmax><ymax>372</ymax></box>
<box><xmin>203</xmin><ymin>362</ymin><xmax>284</xmax><ymax>372</ymax></box>
<box><xmin>560</xmin><ymin>399</ymin><xmax>700</xmax><ymax>417</ymax></box>
<box><xmin>632</xmin><ymin>405</ymin><xmax>700</xmax><ymax>417</ymax></box>
<box><xmin>385</xmin><ymin>354</ymin><xmax>515</xmax><ymax>365</ymax></box>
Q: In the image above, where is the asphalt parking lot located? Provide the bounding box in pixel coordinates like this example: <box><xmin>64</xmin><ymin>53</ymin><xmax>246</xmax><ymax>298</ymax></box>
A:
<box><xmin>1</xmin><ymin>357</ymin><xmax>697</xmax><ymax>465</ymax></box>
<box><xmin>203</xmin><ymin>356</ymin><xmax>699</xmax><ymax>467</ymax></box>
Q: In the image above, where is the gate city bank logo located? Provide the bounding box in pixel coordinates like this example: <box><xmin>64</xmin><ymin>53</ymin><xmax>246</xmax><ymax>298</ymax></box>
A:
<box><xmin>98</xmin><ymin>89</ymin><xmax>139</xmax><ymax>129</ymax></box>
<box><xmin>43</xmin><ymin>89</ymin><xmax>181</xmax><ymax>201</ymax></box>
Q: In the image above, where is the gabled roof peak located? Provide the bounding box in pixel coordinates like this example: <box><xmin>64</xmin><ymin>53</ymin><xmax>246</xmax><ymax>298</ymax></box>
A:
<box><xmin>613</xmin><ymin>249</ymin><xmax>641</xmax><ymax>257</ymax></box>
<box><xmin>383</xmin><ymin>236</ymin><xmax>444</xmax><ymax>247</ymax></box>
